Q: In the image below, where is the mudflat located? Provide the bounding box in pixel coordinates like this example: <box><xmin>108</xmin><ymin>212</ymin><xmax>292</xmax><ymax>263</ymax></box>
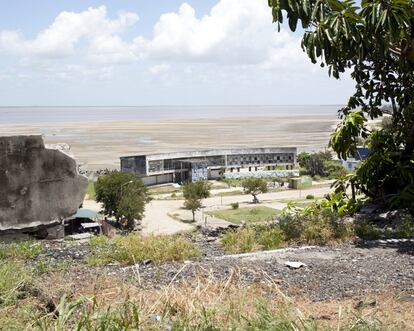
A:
<box><xmin>0</xmin><ymin>115</ymin><xmax>338</xmax><ymax>170</ymax></box>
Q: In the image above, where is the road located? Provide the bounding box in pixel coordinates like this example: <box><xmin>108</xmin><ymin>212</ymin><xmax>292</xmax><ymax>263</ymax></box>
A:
<box><xmin>140</xmin><ymin>185</ymin><xmax>333</xmax><ymax>235</ymax></box>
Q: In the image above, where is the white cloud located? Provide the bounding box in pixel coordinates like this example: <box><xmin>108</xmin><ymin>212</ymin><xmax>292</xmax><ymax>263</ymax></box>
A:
<box><xmin>137</xmin><ymin>0</ymin><xmax>309</xmax><ymax>69</ymax></box>
<box><xmin>0</xmin><ymin>0</ymin><xmax>319</xmax><ymax>91</ymax></box>
<box><xmin>148</xmin><ymin>63</ymin><xmax>170</xmax><ymax>74</ymax></box>
<box><xmin>0</xmin><ymin>6</ymin><xmax>139</xmax><ymax>63</ymax></box>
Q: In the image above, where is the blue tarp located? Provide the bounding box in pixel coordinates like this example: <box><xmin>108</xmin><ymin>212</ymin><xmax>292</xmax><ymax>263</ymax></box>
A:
<box><xmin>72</xmin><ymin>208</ymin><xmax>98</xmax><ymax>219</ymax></box>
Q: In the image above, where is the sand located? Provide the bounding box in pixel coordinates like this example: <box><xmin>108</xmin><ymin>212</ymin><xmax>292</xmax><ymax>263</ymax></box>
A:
<box><xmin>0</xmin><ymin>115</ymin><xmax>339</xmax><ymax>171</ymax></box>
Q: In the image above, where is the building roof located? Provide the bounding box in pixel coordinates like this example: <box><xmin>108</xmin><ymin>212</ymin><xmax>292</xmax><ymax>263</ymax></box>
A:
<box><xmin>121</xmin><ymin>147</ymin><xmax>297</xmax><ymax>161</ymax></box>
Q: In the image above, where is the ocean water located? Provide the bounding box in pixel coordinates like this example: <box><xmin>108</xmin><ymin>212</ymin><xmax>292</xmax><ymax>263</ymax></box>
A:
<box><xmin>0</xmin><ymin>105</ymin><xmax>341</xmax><ymax>124</ymax></box>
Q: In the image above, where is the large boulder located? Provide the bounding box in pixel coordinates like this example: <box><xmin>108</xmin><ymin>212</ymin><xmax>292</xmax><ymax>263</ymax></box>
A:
<box><xmin>0</xmin><ymin>135</ymin><xmax>87</xmax><ymax>231</ymax></box>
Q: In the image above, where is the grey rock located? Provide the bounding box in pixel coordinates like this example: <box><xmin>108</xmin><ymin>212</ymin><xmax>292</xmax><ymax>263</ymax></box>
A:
<box><xmin>0</xmin><ymin>135</ymin><xmax>87</xmax><ymax>232</ymax></box>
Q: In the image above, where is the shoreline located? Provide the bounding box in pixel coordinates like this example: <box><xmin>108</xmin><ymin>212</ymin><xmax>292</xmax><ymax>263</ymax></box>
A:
<box><xmin>0</xmin><ymin>115</ymin><xmax>339</xmax><ymax>171</ymax></box>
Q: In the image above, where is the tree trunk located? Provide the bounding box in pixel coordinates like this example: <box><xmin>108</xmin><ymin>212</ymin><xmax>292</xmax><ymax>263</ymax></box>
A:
<box><xmin>192</xmin><ymin>210</ymin><xmax>195</xmax><ymax>222</ymax></box>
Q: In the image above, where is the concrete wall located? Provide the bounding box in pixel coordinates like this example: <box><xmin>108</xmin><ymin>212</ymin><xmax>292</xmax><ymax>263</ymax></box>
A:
<box><xmin>144</xmin><ymin>147</ymin><xmax>297</xmax><ymax>162</ymax></box>
<box><xmin>142</xmin><ymin>173</ymin><xmax>174</xmax><ymax>186</ymax></box>
<box><xmin>0</xmin><ymin>135</ymin><xmax>87</xmax><ymax>231</ymax></box>
<box><xmin>120</xmin><ymin>155</ymin><xmax>147</xmax><ymax>176</ymax></box>
<box><xmin>224</xmin><ymin>170</ymin><xmax>299</xmax><ymax>179</ymax></box>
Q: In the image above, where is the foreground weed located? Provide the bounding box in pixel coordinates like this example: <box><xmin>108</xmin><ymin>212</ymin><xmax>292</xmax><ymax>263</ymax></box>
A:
<box><xmin>0</xmin><ymin>240</ymin><xmax>44</xmax><ymax>261</ymax></box>
<box><xmin>0</xmin><ymin>260</ymin><xmax>31</xmax><ymax>307</ymax></box>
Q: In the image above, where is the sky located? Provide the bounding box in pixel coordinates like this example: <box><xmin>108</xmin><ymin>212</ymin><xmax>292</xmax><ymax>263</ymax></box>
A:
<box><xmin>0</xmin><ymin>0</ymin><xmax>355</xmax><ymax>106</ymax></box>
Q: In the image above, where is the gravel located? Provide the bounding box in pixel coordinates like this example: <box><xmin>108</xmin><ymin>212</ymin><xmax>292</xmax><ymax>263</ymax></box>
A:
<box><xmin>32</xmin><ymin>236</ymin><xmax>414</xmax><ymax>302</ymax></box>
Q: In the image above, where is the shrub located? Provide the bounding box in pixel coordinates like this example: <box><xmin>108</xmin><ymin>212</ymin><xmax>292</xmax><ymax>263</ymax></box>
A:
<box><xmin>231</xmin><ymin>202</ymin><xmax>239</xmax><ymax>210</ymax></box>
<box><xmin>279</xmin><ymin>206</ymin><xmax>354</xmax><ymax>244</ymax></box>
<box><xmin>87</xmin><ymin>234</ymin><xmax>200</xmax><ymax>266</ymax></box>
<box><xmin>306</xmin><ymin>194</ymin><xmax>314</xmax><ymax>200</ymax></box>
<box><xmin>354</xmin><ymin>222</ymin><xmax>382</xmax><ymax>240</ymax></box>
<box><xmin>395</xmin><ymin>215</ymin><xmax>414</xmax><ymax>238</ymax></box>
<box><xmin>221</xmin><ymin>225</ymin><xmax>284</xmax><ymax>254</ymax></box>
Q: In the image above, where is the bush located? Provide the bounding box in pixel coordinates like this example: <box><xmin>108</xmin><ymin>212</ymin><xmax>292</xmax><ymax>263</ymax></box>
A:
<box><xmin>231</xmin><ymin>202</ymin><xmax>239</xmax><ymax>210</ymax></box>
<box><xmin>395</xmin><ymin>215</ymin><xmax>414</xmax><ymax>238</ymax></box>
<box><xmin>306</xmin><ymin>194</ymin><xmax>314</xmax><ymax>200</ymax></box>
<box><xmin>324</xmin><ymin>160</ymin><xmax>349</xmax><ymax>179</ymax></box>
<box><xmin>279</xmin><ymin>207</ymin><xmax>354</xmax><ymax>244</ymax></box>
<box><xmin>87</xmin><ymin>234</ymin><xmax>200</xmax><ymax>266</ymax></box>
<box><xmin>355</xmin><ymin>222</ymin><xmax>382</xmax><ymax>240</ymax></box>
<box><xmin>221</xmin><ymin>225</ymin><xmax>284</xmax><ymax>254</ymax></box>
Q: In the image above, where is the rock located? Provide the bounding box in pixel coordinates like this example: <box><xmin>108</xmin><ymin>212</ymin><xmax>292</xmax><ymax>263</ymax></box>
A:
<box><xmin>359</xmin><ymin>204</ymin><xmax>379</xmax><ymax>214</ymax></box>
<box><xmin>0</xmin><ymin>135</ymin><xmax>87</xmax><ymax>232</ymax></box>
<box><xmin>143</xmin><ymin>259</ymin><xmax>153</xmax><ymax>266</ymax></box>
<box><xmin>285</xmin><ymin>261</ymin><xmax>307</xmax><ymax>269</ymax></box>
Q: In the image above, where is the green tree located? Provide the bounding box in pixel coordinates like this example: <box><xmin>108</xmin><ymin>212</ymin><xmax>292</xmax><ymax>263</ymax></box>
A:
<box><xmin>182</xmin><ymin>181</ymin><xmax>211</xmax><ymax>221</ymax></box>
<box><xmin>118</xmin><ymin>181</ymin><xmax>151</xmax><ymax>230</ymax></box>
<box><xmin>298</xmin><ymin>151</ymin><xmax>334</xmax><ymax>177</ymax></box>
<box><xmin>242</xmin><ymin>177</ymin><xmax>268</xmax><ymax>204</ymax></box>
<box><xmin>95</xmin><ymin>171</ymin><xmax>149</xmax><ymax>229</ymax></box>
<box><xmin>268</xmin><ymin>0</ymin><xmax>414</xmax><ymax>207</ymax></box>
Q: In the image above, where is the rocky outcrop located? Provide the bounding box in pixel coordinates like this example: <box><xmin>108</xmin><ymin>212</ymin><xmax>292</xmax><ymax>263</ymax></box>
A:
<box><xmin>0</xmin><ymin>135</ymin><xmax>87</xmax><ymax>231</ymax></box>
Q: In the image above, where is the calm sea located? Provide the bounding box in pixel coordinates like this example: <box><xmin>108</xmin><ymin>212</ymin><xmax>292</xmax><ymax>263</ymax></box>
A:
<box><xmin>0</xmin><ymin>105</ymin><xmax>341</xmax><ymax>124</ymax></box>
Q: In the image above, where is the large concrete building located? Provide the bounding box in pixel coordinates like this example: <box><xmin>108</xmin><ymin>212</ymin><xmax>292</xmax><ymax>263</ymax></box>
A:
<box><xmin>121</xmin><ymin>147</ymin><xmax>297</xmax><ymax>185</ymax></box>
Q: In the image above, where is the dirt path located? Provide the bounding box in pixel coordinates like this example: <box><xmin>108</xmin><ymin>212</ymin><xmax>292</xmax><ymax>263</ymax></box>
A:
<box><xmin>141</xmin><ymin>186</ymin><xmax>333</xmax><ymax>235</ymax></box>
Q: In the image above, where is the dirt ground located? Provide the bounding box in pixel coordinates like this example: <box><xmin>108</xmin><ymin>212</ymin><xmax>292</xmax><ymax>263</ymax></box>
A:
<box><xmin>0</xmin><ymin>115</ymin><xmax>338</xmax><ymax>170</ymax></box>
<box><xmin>32</xmin><ymin>235</ymin><xmax>414</xmax><ymax>329</ymax></box>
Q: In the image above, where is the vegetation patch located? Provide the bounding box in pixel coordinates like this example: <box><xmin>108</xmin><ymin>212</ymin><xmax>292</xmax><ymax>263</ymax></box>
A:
<box><xmin>355</xmin><ymin>216</ymin><xmax>414</xmax><ymax>240</ymax></box>
<box><xmin>222</xmin><ymin>225</ymin><xmax>285</xmax><ymax>254</ymax></box>
<box><xmin>0</xmin><ymin>260</ymin><xmax>31</xmax><ymax>307</ymax></box>
<box><xmin>87</xmin><ymin>234</ymin><xmax>200</xmax><ymax>266</ymax></box>
<box><xmin>0</xmin><ymin>241</ymin><xmax>44</xmax><ymax>261</ymax></box>
<box><xmin>86</xmin><ymin>180</ymin><xmax>96</xmax><ymax>200</ymax></box>
<box><xmin>148</xmin><ymin>185</ymin><xmax>181</xmax><ymax>195</ymax></box>
<box><xmin>213</xmin><ymin>190</ymin><xmax>244</xmax><ymax>197</ymax></box>
<box><xmin>208</xmin><ymin>206</ymin><xmax>279</xmax><ymax>224</ymax></box>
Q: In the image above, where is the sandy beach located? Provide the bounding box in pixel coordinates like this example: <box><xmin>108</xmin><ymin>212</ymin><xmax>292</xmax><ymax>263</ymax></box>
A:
<box><xmin>1</xmin><ymin>115</ymin><xmax>338</xmax><ymax>171</ymax></box>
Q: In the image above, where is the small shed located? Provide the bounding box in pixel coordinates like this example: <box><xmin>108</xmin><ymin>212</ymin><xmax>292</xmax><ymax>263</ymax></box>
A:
<box><xmin>65</xmin><ymin>208</ymin><xmax>101</xmax><ymax>235</ymax></box>
<box><xmin>289</xmin><ymin>177</ymin><xmax>312</xmax><ymax>189</ymax></box>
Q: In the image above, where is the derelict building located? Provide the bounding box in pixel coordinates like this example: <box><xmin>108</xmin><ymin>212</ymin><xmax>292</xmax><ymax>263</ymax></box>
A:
<box><xmin>120</xmin><ymin>147</ymin><xmax>297</xmax><ymax>185</ymax></box>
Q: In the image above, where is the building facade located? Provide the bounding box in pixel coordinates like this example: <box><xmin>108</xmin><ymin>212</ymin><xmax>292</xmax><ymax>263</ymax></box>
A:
<box><xmin>120</xmin><ymin>147</ymin><xmax>297</xmax><ymax>185</ymax></box>
<box><xmin>340</xmin><ymin>146</ymin><xmax>370</xmax><ymax>171</ymax></box>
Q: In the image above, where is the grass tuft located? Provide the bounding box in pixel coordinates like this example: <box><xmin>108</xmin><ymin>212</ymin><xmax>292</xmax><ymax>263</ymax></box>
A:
<box><xmin>222</xmin><ymin>225</ymin><xmax>285</xmax><ymax>254</ymax></box>
<box><xmin>0</xmin><ymin>241</ymin><xmax>44</xmax><ymax>261</ymax></box>
<box><xmin>87</xmin><ymin>234</ymin><xmax>200</xmax><ymax>266</ymax></box>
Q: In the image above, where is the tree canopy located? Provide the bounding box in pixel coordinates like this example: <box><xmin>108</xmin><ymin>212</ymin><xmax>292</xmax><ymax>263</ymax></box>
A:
<box><xmin>182</xmin><ymin>181</ymin><xmax>211</xmax><ymax>221</ymax></box>
<box><xmin>95</xmin><ymin>171</ymin><xmax>150</xmax><ymax>229</ymax></box>
<box><xmin>268</xmin><ymin>0</ymin><xmax>414</xmax><ymax>208</ymax></box>
<box><xmin>242</xmin><ymin>177</ymin><xmax>269</xmax><ymax>203</ymax></box>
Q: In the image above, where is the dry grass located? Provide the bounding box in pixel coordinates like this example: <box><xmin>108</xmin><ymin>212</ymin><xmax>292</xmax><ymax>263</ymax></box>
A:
<box><xmin>87</xmin><ymin>234</ymin><xmax>200</xmax><ymax>266</ymax></box>
<box><xmin>30</xmin><ymin>266</ymin><xmax>414</xmax><ymax>330</ymax></box>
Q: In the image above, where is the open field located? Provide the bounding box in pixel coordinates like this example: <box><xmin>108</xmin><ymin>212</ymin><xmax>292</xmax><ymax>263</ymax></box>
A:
<box><xmin>0</xmin><ymin>115</ymin><xmax>338</xmax><ymax>171</ymax></box>
<box><xmin>208</xmin><ymin>206</ymin><xmax>280</xmax><ymax>224</ymax></box>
